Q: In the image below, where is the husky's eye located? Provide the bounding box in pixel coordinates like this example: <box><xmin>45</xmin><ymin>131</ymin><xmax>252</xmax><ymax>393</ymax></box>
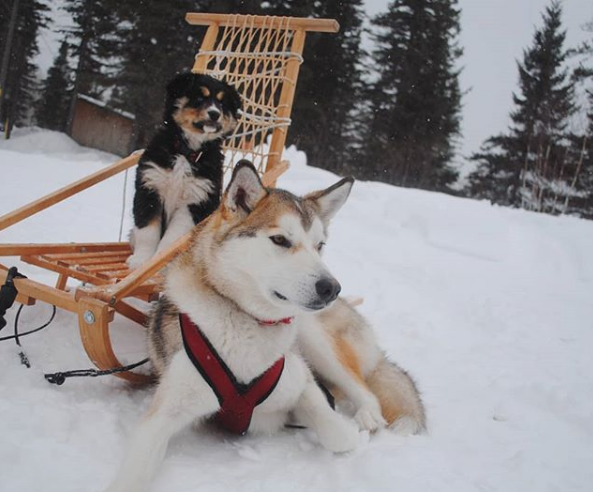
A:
<box><xmin>270</xmin><ymin>235</ymin><xmax>291</xmax><ymax>248</ymax></box>
<box><xmin>317</xmin><ymin>242</ymin><xmax>326</xmax><ymax>252</ymax></box>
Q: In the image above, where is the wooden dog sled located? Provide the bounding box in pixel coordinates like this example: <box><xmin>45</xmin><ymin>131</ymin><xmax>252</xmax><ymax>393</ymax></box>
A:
<box><xmin>0</xmin><ymin>13</ymin><xmax>339</xmax><ymax>383</ymax></box>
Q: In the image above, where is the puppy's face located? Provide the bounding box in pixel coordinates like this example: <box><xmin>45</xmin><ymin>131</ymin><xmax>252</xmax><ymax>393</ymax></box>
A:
<box><xmin>166</xmin><ymin>73</ymin><xmax>241</xmax><ymax>141</ymax></box>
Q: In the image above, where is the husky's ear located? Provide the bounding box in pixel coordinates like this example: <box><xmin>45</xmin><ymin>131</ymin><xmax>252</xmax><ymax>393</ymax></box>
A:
<box><xmin>223</xmin><ymin>161</ymin><xmax>267</xmax><ymax>217</ymax></box>
<box><xmin>306</xmin><ymin>177</ymin><xmax>354</xmax><ymax>224</ymax></box>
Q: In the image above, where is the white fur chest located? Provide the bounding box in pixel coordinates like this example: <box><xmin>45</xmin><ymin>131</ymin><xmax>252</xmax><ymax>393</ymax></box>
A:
<box><xmin>168</xmin><ymin>268</ymin><xmax>299</xmax><ymax>383</ymax></box>
<box><xmin>141</xmin><ymin>155</ymin><xmax>214</xmax><ymax>220</ymax></box>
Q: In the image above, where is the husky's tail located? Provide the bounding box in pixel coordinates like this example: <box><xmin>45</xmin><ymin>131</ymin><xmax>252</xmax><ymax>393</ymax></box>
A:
<box><xmin>366</xmin><ymin>357</ymin><xmax>426</xmax><ymax>434</ymax></box>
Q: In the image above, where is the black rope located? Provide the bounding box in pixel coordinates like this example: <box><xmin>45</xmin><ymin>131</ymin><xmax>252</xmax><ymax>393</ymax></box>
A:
<box><xmin>0</xmin><ymin>304</ymin><xmax>57</xmax><ymax>342</ymax></box>
<box><xmin>44</xmin><ymin>358</ymin><xmax>149</xmax><ymax>386</ymax></box>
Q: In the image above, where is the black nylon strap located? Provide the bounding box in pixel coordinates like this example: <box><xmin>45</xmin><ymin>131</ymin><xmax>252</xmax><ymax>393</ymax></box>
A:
<box><xmin>0</xmin><ymin>267</ymin><xmax>26</xmax><ymax>331</ymax></box>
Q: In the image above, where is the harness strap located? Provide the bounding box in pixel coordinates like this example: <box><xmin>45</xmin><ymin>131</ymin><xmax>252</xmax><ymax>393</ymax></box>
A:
<box><xmin>0</xmin><ymin>267</ymin><xmax>26</xmax><ymax>331</ymax></box>
<box><xmin>179</xmin><ymin>313</ymin><xmax>285</xmax><ymax>435</ymax></box>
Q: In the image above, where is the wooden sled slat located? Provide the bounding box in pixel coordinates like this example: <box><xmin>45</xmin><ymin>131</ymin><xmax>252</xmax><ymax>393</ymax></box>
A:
<box><xmin>44</xmin><ymin>250</ymin><xmax>131</xmax><ymax>261</ymax></box>
<box><xmin>0</xmin><ymin>242</ymin><xmax>130</xmax><ymax>257</ymax></box>
<box><xmin>0</xmin><ymin>154</ymin><xmax>141</xmax><ymax>232</ymax></box>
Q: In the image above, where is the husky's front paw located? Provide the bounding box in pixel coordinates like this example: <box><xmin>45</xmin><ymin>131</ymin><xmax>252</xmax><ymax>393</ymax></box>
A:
<box><xmin>354</xmin><ymin>401</ymin><xmax>386</xmax><ymax>432</ymax></box>
<box><xmin>317</xmin><ymin>415</ymin><xmax>360</xmax><ymax>453</ymax></box>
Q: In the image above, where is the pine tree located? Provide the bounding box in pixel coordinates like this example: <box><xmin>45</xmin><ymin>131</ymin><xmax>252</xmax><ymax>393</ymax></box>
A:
<box><xmin>469</xmin><ymin>1</ymin><xmax>576</xmax><ymax>211</ymax></box>
<box><xmin>63</xmin><ymin>0</ymin><xmax>123</xmax><ymax>132</ymax></box>
<box><xmin>360</xmin><ymin>0</ymin><xmax>462</xmax><ymax>190</ymax></box>
<box><xmin>280</xmin><ymin>0</ymin><xmax>366</xmax><ymax>176</ymax></box>
<box><xmin>563</xmin><ymin>17</ymin><xmax>593</xmax><ymax>218</ymax></box>
<box><xmin>108</xmin><ymin>1</ymin><xmax>211</xmax><ymax>146</ymax></box>
<box><xmin>0</xmin><ymin>0</ymin><xmax>49</xmax><ymax>131</ymax></box>
<box><xmin>36</xmin><ymin>40</ymin><xmax>72</xmax><ymax>131</ymax></box>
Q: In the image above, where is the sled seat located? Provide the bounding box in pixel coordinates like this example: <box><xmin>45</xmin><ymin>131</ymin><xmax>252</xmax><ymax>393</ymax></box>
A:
<box><xmin>0</xmin><ymin>13</ymin><xmax>340</xmax><ymax>384</ymax></box>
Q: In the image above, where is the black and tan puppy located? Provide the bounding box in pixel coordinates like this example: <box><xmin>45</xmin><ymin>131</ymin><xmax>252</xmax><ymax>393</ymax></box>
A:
<box><xmin>128</xmin><ymin>73</ymin><xmax>241</xmax><ymax>269</ymax></box>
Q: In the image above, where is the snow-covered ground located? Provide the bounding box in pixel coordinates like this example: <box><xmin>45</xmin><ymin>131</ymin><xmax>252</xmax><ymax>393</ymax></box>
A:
<box><xmin>1</xmin><ymin>129</ymin><xmax>593</xmax><ymax>492</ymax></box>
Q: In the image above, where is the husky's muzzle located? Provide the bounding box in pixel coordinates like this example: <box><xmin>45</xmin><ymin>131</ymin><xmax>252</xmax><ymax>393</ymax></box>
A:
<box><xmin>306</xmin><ymin>277</ymin><xmax>341</xmax><ymax>310</ymax></box>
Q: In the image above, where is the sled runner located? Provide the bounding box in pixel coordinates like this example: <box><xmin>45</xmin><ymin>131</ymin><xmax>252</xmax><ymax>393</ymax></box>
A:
<box><xmin>0</xmin><ymin>13</ymin><xmax>339</xmax><ymax>383</ymax></box>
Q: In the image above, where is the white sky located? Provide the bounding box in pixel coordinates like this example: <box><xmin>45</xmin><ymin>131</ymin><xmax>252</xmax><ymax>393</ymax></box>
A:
<box><xmin>35</xmin><ymin>1</ymin><xmax>592</xmax><ymax>161</ymax></box>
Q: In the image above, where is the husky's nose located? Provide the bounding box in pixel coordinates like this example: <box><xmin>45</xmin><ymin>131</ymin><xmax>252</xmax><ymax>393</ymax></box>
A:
<box><xmin>208</xmin><ymin>109</ymin><xmax>220</xmax><ymax>121</ymax></box>
<box><xmin>315</xmin><ymin>278</ymin><xmax>341</xmax><ymax>303</ymax></box>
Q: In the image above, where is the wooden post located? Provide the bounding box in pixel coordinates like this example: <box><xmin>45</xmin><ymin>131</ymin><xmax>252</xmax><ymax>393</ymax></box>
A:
<box><xmin>55</xmin><ymin>274</ymin><xmax>69</xmax><ymax>290</ymax></box>
<box><xmin>265</xmin><ymin>29</ymin><xmax>306</xmax><ymax>184</ymax></box>
<box><xmin>192</xmin><ymin>23</ymin><xmax>220</xmax><ymax>73</ymax></box>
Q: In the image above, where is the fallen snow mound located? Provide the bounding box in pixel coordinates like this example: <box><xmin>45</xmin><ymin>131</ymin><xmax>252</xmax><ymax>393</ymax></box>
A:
<box><xmin>1</xmin><ymin>129</ymin><xmax>592</xmax><ymax>492</ymax></box>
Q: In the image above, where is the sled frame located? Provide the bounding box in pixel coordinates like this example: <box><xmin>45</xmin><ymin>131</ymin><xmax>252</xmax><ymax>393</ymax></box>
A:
<box><xmin>0</xmin><ymin>13</ymin><xmax>339</xmax><ymax>383</ymax></box>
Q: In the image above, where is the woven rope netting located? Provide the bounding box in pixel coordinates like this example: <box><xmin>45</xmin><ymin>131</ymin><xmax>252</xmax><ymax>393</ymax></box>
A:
<box><xmin>194</xmin><ymin>15</ymin><xmax>302</xmax><ymax>176</ymax></box>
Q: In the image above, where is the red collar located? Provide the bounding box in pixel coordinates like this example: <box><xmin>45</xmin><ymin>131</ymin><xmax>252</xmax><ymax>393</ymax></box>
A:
<box><xmin>257</xmin><ymin>317</ymin><xmax>294</xmax><ymax>327</ymax></box>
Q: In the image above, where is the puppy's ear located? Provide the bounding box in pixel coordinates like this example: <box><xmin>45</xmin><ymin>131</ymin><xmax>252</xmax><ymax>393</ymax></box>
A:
<box><xmin>223</xmin><ymin>160</ymin><xmax>267</xmax><ymax>218</ymax></box>
<box><xmin>223</xmin><ymin>81</ymin><xmax>242</xmax><ymax>115</ymax></box>
<box><xmin>305</xmin><ymin>177</ymin><xmax>354</xmax><ymax>224</ymax></box>
<box><xmin>166</xmin><ymin>72</ymin><xmax>196</xmax><ymax>100</ymax></box>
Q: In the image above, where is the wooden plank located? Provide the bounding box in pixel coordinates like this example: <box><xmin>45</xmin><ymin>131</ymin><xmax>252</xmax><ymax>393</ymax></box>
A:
<box><xmin>266</xmin><ymin>29</ymin><xmax>306</xmax><ymax>180</ymax></box>
<box><xmin>78</xmin><ymin>262</ymin><xmax>129</xmax><ymax>273</ymax></box>
<box><xmin>0</xmin><ymin>153</ymin><xmax>141</xmax><ymax>232</ymax></box>
<box><xmin>52</xmin><ymin>255</ymin><xmax>129</xmax><ymax>267</ymax></box>
<box><xmin>113</xmin><ymin>300</ymin><xmax>148</xmax><ymax>327</ymax></box>
<box><xmin>74</xmin><ymin>279</ymin><xmax>162</xmax><ymax>302</ymax></box>
<box><xmin>44</xmin><ymin>250</ymin><xmax>131</xmax><ymax>261</ymax></box>
<box><xmin>0</xmin><ymin>263</ymin><xmax>78</xmax><ymax>312</ymax></box>
<box><xmin>102</xmin><ymin>269</ymin><xmax>132</xmax><ymax>279</ymax></box>
<box><xmin>0</xmin><ymin>242</ymin><xmax>130</xmax><ymax>257</ymax></box>
<box><xmin>21</xmin><ymin>255</ymin><xmax>114</xmax><ymax>286</ymax></box>
<box><xmin>192</xmin><ymin>22</ymin><xmax>219</xmax><ymax>73</ymax></box>
<box><xmin>186</xmin><ymin>13</ymin><xmax>340</xmax><ymax>33</ymax></box>
<box><xmin>55</xmin><ymin>273</ymin><xmax>68</xmax><ymax>290</ymax></box>
<box><xmin>262</xmin><ymin>160</ymin><xmax>290</xmax><ymax>187</ymax></box>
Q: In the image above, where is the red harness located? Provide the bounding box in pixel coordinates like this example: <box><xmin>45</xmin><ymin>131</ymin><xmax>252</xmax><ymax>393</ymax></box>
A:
<box><xmin>179</xmin><ymin>313</ymin><xmax>285</xmax><ymax>435</ymax></box>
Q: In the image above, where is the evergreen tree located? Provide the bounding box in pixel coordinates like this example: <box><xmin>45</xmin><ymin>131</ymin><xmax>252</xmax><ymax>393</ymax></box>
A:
<box><xmin>63</xmin><ymin>0</ymin><xmax>123</xmax><ymax>131</ymax></box>
<box><xmin>360</xmin><ymin>0</ymin><xmax>462</xmax><ymax>190</ymax></box>
<box><xmin>36</xmin><ymin>40</ymin><xmax>72</xmax><ymax>131</ymax></box>
<box><xmin>279</xmin><ymin>0</ymin><xmax>366</xmax><ymax>176</ymax></box>
<box><xmin>0</xmin><ymin>0</ymin><xmax>49</xmax><ymax>131</ymax></box>
<box><xmin>108</xmin><ymin>1</ymin><xmax>211</xmax><ymax>146</ymax></box>
<box><xmin>469</xmin><ymin>1</ymin><xmax>576</xmax><ymax>211</ymax></box>
<box><xmin>563</xmin><ymin>17</ymin><xmax>593</xmax><ymax>218</ymax></box>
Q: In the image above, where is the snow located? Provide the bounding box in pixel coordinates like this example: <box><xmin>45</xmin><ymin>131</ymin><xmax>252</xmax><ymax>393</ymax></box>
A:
<box><xmin>1</xmin><ymin>129</ymin><xmax>593</xmax><ymax>492</ymax></box>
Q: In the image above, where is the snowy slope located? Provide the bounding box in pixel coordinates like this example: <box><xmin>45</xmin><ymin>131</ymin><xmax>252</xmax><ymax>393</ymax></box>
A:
<box><xmin>1</xmin><ymin>129</ymin><xmax>593</xmax><ymax>492</ymax></box>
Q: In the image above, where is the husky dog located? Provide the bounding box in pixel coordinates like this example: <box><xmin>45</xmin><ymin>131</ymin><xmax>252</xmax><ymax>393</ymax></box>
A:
<box><xmin>127</xmin><ymin>73</ymin><xmax>241</xmax><ymax>269</ymax></box>
<box><xmin>104</xmin><ymin>162</ymin><xmax>424</xmax><ymax>492</ymax></box>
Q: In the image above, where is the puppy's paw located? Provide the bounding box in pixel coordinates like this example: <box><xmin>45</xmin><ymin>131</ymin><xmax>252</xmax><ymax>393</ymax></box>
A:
<box><xmin>354</xmin><ymin>403</ymin><xmax>387</xmax><ymax>432</ymax></box>
<box><xmin>126</xmin><ymin>252</ymin><xmax>151</xmax><ymax>270</ymax></box>
<box><xmin>317</xmin><ymin>415</ymin><xmax>360</xmax><ymax>453</ymax></box>
<box><xmin>389</xmin><ymin>415</ymin><xmax>424</xmax><ymax>436</ymax></box>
